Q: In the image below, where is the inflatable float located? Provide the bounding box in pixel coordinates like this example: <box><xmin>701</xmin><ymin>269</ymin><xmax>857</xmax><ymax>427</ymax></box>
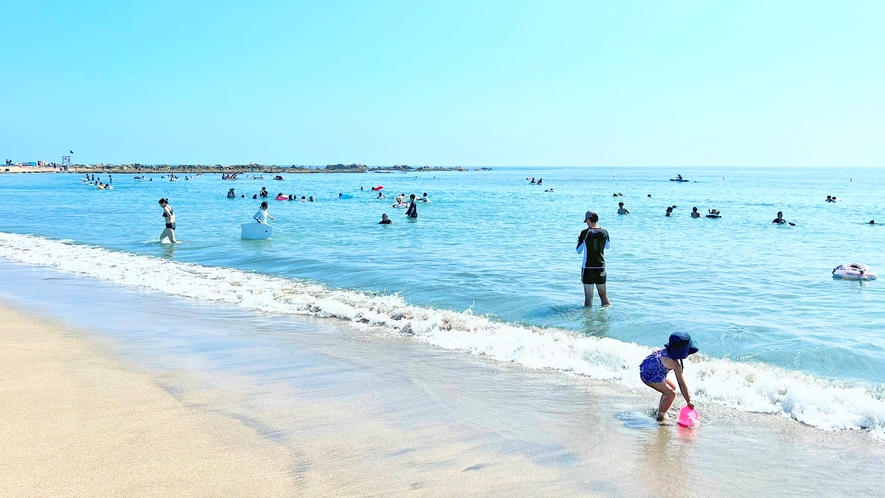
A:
<box><xmin>241</xmin><ymin>222</ymin><xmax>272</xmax><ymax>240</ymax></box>
<box><xmin>338</xmin><ymin>193</ymin><xmax>353</xmax><ymax>199</ymax></box>
<box><xmin>372</xmin><ymin>185</ymin><xmax>384</xmax><ymax>191</ymax></box>
<box><xmin>832</xmin><ymin>263</ymin><xmax>877</xmax><ymax>281</ymax></box>
<box><xmin>275</xmin><ymin>196</ymin><xmax>288</xmax><ymax>201</ymax></box>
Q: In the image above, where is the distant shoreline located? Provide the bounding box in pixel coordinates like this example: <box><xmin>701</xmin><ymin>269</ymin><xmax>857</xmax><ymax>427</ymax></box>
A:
<box><xmin>2</xmin><ymin>164</ymin><xmax>490</xmax><ymax>174</ymax></box>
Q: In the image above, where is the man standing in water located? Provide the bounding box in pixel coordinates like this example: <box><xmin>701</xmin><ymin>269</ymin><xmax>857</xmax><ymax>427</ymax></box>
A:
<box><xmin>405</xmin><ymin>194</ymin><xmax>418</xmax><ymax>218</ymax></box>
<box><xmin>577</xmin><ymin>210</ymin><xmax>610</xmax><ymax>307</ymax></box>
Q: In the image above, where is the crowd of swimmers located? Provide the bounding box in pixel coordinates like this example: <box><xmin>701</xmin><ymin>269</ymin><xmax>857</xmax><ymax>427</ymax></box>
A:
<box><xmin>83</xmin><ymin>173</ymin><xmax>113</xmax><ymax>189</ymax></box>
<box><xmin>221</xmin><ymin>185</ymin><xmax>429</xmax><ymax>226</ymax></box>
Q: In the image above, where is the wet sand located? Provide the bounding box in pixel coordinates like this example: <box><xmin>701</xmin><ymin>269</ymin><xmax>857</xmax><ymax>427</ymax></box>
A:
<box><xmin>2</xmin><ymin>261</ymin><xmax>884</xmax><ymax>497</ymax></box>
<box><xmin>0</xmin><ymin>304</ymin><xmax>297</xmax><ymax>497</ymax></box>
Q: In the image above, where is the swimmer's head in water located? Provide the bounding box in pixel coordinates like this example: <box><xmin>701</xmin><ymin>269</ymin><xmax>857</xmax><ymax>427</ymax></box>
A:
<box><xmin>585</xmin><ymin>211</ymin><xmax>599</xmax><ymax>223</ymax></box>
<box><xmin>260</xmin><ymin>201</ymin><xmax>268</xmax><ymax>209</ymax></box>
<box><xmin>158</xmin><ymin>198</ymin><xmax>168</xmax><ymax>206</ymax></box>
<box><xmin>777</xmin><ymin>211</ymin><xmax>783</xmax><ymax>217</ymax></box>
<box><xmin>381</xmin><ymin>214</ymin><xmax>389</xmax><ymax>221</ymax></box>
<box><xmin>618</xmin><ymin>202</ymin><xmax>624</xmax><ymax>207</ymax></box>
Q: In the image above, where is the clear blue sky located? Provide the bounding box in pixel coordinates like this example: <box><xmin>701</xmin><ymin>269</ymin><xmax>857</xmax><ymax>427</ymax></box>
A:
<box><xmin>2</xmin><ymin>1</ymin><xmax>883</xmax><ymax>166</ymax></box>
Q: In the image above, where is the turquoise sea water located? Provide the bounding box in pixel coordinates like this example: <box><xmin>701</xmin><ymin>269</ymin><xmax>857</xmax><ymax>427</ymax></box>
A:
<box><xmin>2</xmin><ymin>167</ymin><xmax>884</xmax><ymax>434</ymax></box>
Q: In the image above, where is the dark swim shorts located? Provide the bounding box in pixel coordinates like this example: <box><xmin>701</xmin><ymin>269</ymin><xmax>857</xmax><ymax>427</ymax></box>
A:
<box><xmin>165</xmin><ymin>223</ymin><xmax>176</xmax><ymax>229</ymax></box>
<box><xmin>581</xmin><ymin>268</ymin><xmax>607</xmax><ymax>285</ymax></box>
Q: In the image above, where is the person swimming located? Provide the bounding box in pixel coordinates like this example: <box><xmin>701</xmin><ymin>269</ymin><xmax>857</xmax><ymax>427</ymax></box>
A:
<box><xmin>617</xmin><ymin>202</ymin><xmax>629</xmax><ymax>215</ymax></box>
<box><xmin>665</xmin><ymin>206</ymin><xmax>673</xmax><ymax>217</ymax></box>
<box><xmin>227</xmin><ymin>188</ymin><xmax>236</xmax><ymax>198</ymax></box>
<box><xmin>379</xmin><ymin>213</ymin><xmax>391</xmax><ymax>224</ymax></box>
<box><xmin>691</xmin><ymin>207</ymin><xmax>700</xmax><ymax>218</ymax></box>
<box><xmin>772</xmin><ymin>211</ymin><xmax>787</xmax><ymax>224</ymax></box>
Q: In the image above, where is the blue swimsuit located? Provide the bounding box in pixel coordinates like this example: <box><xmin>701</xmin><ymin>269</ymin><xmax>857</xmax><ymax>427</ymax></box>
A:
<box><xmin>639</xmin><ymin>349</ymin><xmax>672</xmax><ymax>384</ymax></box>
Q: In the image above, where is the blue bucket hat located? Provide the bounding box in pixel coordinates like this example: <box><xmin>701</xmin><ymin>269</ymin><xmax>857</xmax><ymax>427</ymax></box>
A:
<box><xmin>665</xmin><ymin>332</ymin><xmax>698</xmax><ymax>360</ymax></box>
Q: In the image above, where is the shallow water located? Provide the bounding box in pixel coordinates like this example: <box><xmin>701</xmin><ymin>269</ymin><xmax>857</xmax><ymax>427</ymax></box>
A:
<box><xmin>1</xmin><ymin>167</ymin><xmax>884</xmax><ymax>436</ymax></box>
<box><xmin>2</xmin><ymin>261</ymin><xmax>883</xmax><ymax>497</ymax></box>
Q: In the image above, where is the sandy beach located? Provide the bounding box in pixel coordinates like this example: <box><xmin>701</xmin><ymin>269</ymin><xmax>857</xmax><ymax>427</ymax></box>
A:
<box><xmin>2</xmin><ymin>260</ymin><xmax>884</xmax><ymax>497</ymax></box>
<box><xmin>1</xmin><ymin>166</ymin><xmax>66</xmax><ymax>174</ymax></box>
<box><xmin>0</xmin><ymin>303</ymin><xmax>297</xmax><ymax>497</ymax></box>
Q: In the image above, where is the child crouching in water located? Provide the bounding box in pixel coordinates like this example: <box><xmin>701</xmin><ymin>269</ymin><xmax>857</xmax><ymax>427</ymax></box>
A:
<box><xmin>639</xmin><ymin>332</ymin><xmax>698</xmax><ymax>421</ymax></box>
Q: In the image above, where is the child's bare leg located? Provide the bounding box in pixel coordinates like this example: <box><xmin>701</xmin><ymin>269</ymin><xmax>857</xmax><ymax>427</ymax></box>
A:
<box><xmin>645</xmin><ymin>380</ymin><xmax>676</xmax><ymax>420</ymax></box>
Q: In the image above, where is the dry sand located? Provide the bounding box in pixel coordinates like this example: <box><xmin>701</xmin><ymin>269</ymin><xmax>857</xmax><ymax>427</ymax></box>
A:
<box><xmin>0</xmin><ymin>166</ymin><xmax>64</xmax><ymax>173</ymax></box>
<box><xmin>0</xmin><ymin>304</ymin><xmax>296</xmax><ymax>497</ymax></box>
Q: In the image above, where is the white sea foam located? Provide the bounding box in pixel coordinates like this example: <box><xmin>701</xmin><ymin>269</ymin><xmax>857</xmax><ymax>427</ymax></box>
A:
<box><xmin>1</xmin><ymin>232</ymin><xmax>883</xmax><ymax>437</ymax></box>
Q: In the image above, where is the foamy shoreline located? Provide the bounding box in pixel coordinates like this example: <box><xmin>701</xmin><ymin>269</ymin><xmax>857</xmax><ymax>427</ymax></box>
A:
<box><xmin>1</xmin><ymin>232</ymin><xmax>883</xmax><ymax>439</ymax></box>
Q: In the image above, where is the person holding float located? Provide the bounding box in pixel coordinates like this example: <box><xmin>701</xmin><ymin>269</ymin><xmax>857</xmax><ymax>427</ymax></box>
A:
<box><xmin>253</xmin><ymin>201</ymin><xmax>275</xmax><ymax>225</ymax></box>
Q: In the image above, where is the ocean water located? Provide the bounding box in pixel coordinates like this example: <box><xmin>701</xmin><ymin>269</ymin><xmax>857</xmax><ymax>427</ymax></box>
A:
<box><xmin>1</xmin><ymin>167</ymin><xmax>884</xmax><ymax>437</ymax></box>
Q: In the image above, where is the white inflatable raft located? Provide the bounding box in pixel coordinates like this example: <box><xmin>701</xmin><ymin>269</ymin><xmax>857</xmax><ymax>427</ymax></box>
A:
<box><xmin>241</xmin><ymin>222</ymin><xmax>272</xmax><ymax>240</ymax></box>
<box><xmin>832</xmin><ymin>263</ymin><xmax>877</xmax><ymax>281</ymax></box>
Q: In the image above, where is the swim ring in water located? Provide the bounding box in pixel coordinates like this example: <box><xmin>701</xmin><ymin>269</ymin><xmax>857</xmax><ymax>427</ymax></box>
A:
<box><xmin>832</xmin><ymin>263</ymin><xmax>877</xmax><ymax>281</ymax></box>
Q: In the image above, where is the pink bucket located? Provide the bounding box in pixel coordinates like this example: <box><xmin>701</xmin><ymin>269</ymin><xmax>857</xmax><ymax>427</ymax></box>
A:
<box><xmin>677</xmin><ymin>406</ymin><xmax>699</xmax><ymax>428</ymax></box>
